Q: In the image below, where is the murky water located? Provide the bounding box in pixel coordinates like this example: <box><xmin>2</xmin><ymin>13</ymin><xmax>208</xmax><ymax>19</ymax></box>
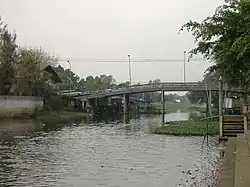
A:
<box><xmin>0</xmin><ymin>113</ymin><xmax>222</xmax><ymax>187</ymax></box>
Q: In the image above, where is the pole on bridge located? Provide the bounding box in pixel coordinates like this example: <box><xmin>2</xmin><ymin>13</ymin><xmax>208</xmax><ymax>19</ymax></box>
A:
<box><xmin>128</xmin><ymin>54</ymin><xmax>132</xmax><ymax>85</ymax></box>
<box><xmin>67</xmin><ymin>61</ymin><xmax>72</xmax><ymax>91</ymax></box>
<box><xmin>184</xmin><ymin>51</ymin><xmax>186</xmax><ymax>84</ymax></box>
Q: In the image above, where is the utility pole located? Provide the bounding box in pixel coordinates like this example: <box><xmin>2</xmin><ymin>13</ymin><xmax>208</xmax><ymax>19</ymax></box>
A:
<box><xmin>128</xmin><ymin>54</ymin><xmax>132</xmax><ymax>85</ymax></box>
<box><xmin>184</xmin><ymin>51</ymin><xmax>186</xmax><ymax>84</ymax></box>
<box><xmin>67</xmin><ymin>60</ymin><xmax>72</xmax><ymax>91</ymax></box>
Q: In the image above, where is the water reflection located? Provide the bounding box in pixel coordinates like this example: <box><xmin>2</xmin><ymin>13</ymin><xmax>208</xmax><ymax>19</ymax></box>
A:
<box><xmin>0</xmin><ymin>113</ymin><xmax>222</xmax><ymax>187</ymax></box>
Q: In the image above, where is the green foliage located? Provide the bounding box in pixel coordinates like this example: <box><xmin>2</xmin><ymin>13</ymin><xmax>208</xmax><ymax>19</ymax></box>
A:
<box><xmin>186</xmin><ymin>72</ymin><xmax>219</xmax><ymax>106</ymax></box>
<box><xmin>181</xmin><ymin>0</ymin><xmax>250</xmax><ymax>89</ymax></box>
<box><xmin>154</xmin><ymin>120</ymin><xmax>219</xmax><ymax>136</ymax></box>
<box><xmin>55</xmin><ymin>65</ymin><xmax>117</xmax><ymax>91</ymax></box>
<box><xmin>0</xmin><ymin>17</ymin><xmax>18</xmax><ymax>95</ymax></box>
<box><xmin>45</xmin><ymin>96</ymin><xmax>64</xmax><ymax>112</ymax></box>
<box><xmin>15</xmin><ymin>47</ymin><xmax>58</xmax><ymax>97</ymax></box>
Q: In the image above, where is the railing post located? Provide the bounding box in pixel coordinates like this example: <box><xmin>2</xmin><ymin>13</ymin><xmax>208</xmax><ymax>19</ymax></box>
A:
<box><xmin>243</xmin><ymin>105</ymin><xmax>248</xmax><ymax>134</ymax></box>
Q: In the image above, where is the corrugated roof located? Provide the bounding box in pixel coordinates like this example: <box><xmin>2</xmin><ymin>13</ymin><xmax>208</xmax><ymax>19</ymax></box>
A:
<box><xmin>42</xmin><ymin>65</ymin><xmax>62</xmax><ymax>83</ymax></box>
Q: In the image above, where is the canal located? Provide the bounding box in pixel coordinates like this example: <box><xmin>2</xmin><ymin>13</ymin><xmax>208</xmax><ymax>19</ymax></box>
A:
<box><xmin>0</xmin><ymin>112</ymin><xmax>222</xmax><ymax>187</ymax></box>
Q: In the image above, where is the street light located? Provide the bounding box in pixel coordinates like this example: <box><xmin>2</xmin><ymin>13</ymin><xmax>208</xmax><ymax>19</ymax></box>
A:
<box><xmin>67</xmin><ymin>60</ymin><xmax>72</xmax><ymax>91</ymax></box>
<box><xmin>128</xmin><ymin>54</ymin><xmax>132</xmax><ymax>85</ymax></box>
<box><xmin>184</xmin><ymin>51</ymin><xmax>186</xmax><ymax>84</ymax></box>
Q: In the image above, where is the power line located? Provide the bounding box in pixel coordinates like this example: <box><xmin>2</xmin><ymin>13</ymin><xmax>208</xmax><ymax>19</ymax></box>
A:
<box><xmin>58</xmin><ymin>58</ymin><xmax>208</xmax><ymax>63</ymax></box>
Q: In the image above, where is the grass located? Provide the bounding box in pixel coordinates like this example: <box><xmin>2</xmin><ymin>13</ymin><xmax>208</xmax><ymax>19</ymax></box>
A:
<box><xmin>152</xmin><ymin>102</ymin><xmax>203</xmax><ymax>112</ymax></box>
<box><xmin>189</xmin><ymin>106</ymin><xmax>218</xmax><ymax>115</ymax></box>
<box><xmin>39</xmin><ymin>111</ymin><xmax>92</xmax><ymax>125</ymax></box>
<box><xmin>154</xmin><ymin>120</ymin><xmax>219</xmax><ymax>136</ymax></box>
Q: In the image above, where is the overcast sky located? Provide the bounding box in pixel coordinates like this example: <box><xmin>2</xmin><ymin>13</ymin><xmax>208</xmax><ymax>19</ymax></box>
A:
<box><xmin>0</xmin><ymin>0</ymin><xmax>224</xmax><ymax>83</ymax></box>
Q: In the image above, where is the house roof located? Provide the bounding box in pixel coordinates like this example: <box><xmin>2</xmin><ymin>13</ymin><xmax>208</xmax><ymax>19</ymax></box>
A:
<box><xmin>42</xmin><ymin>65</ymin><xmax>62</xmax><ymax>83</ymax></box>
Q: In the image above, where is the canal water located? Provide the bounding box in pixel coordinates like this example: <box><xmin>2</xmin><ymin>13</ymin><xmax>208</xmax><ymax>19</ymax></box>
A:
<box><xmin>0</xmin><ymin>112</ymin><xmax>223</xmax><ymax>187</ymax></box>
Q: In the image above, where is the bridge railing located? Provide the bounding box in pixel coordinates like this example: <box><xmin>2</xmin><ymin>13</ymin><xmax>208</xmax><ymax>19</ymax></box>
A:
<box><xmin>60</xmin><ymin>82</ymin><xmax>212</xmax><ymax>97</ymax></box>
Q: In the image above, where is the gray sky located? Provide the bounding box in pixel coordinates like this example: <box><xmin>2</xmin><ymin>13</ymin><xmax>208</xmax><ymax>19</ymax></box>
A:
<box><xmin>0</xmin><ymin>0</ymin><xmax>224</xmax><ymax>83</ymax></box>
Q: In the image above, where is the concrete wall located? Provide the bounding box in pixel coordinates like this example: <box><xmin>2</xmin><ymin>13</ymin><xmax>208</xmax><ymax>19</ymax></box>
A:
<box><xmin>0</xmin><ymin>96</ymin><xmax>43</xmax><ymax>117</ymax></box>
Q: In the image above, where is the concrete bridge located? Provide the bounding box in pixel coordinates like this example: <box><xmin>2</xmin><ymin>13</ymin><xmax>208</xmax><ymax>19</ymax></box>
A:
<box><xmin>61</xmin><ymin>81</ymin><xmax>244</xmax><ymax>114</ymax></box>
<box><xmin>61</xmin><ymin>81</ymin><xmax>243</xmax><ymax>99</ymax></box>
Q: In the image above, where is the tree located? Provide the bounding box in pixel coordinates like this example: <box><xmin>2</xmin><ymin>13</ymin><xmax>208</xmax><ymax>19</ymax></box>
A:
<box><xmin>186</xmin><ymin>73</ymin><xmax>219</xmax><ymax>106</ymax></box>
<box><xmin>165</xmin><ymin>94</ymin><xmax>174</xmax><ymax>102</ymax></box>
<box><xmin>117</xmin><ymin>81</ymin><xmax>130</xmax><ymax>88</ymax></box>
<box><xmin>0</xmin><ymin>17</ymin><xmax>18</xmax><ymax>95</ymax></box>
<box><xmin>181</xmin><ymin>0</ymin><xmax>250</xmax><ymax>90</ymax></box>
<box><xmin>16</xmin><ymin>47</ymin><xmax>58</xmax><ymax>97</ymax></box>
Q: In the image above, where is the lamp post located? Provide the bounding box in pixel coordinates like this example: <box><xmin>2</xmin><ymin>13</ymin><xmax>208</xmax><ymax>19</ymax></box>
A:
<box><xmin>128</xmin><ymin>54</ymin><xmax>132</xmax><ymax>85</ymax></box>
<box><xmin>184</xmin><ymin>51</ymin><xmax>186</xmax><ymax>84</ymax></box>
<box><xmin>67</xmin><ymin>60</ymin><xmax>72</xmax><ymax>91</ymax></box>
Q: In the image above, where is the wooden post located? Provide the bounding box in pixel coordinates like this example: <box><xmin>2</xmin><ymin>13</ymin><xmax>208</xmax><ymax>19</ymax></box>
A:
<box><xmin>219</xmin><ymin>76</ymin><xmax>223</xmax><ymax>137</ymax></box>
<box><xmin>219</xmin><ymin>76</ymin><xmax>223</xmax><ymax>117</ymax></box>
<box><xmin>243</xmin><ymin>106</ymin><xmax>247</xmax><ymax>133</ymax></box>
<box><xmin>220</xmin><ymin>116</ymin><xmax>223</xmax><ymax>137</ymax></box>
<box><xmin>208</xmin><ymin>89</ymin><xmax>212</xmax><ymax>116</ymax></box>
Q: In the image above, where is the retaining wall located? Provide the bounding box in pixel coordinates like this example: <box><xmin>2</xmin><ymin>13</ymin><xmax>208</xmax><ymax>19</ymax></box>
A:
<box><xmin>0</xmin><ymin>96</ymin><xmax>43</xmax><ymax>117</ymax></box>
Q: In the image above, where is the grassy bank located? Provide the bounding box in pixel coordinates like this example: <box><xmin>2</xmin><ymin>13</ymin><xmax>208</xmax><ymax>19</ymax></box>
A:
<box><xmin>154</xmin><ymin>120</ymin><xmax>219</xmax><ymax>136</ymax></box>
<box><xmin>152</xmin><ymin>102</ymin><xmax>202</xmax><ymax>113</ymax></box>
<box><xmin>189</xmin><ymin>106</ymin><xmax>218</xmax><ymax>115</ymax></box>
<box><xmin>39</xmin><ymin>111</ymin><xmax>92</xmax><ymax>125</ymax></box>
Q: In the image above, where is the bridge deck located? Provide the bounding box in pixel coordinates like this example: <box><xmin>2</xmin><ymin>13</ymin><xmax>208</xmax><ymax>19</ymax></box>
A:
<box><xmin>60</xmin><ymin>82</ymin><xmax>244</xmax><ymax>99</ymax></box>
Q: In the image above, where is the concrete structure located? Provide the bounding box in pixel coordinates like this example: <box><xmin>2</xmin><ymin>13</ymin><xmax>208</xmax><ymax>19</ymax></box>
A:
<box><xmin>161</xmin><ymin>90</ymin><xmax>165</xmax><ymax>114</ymax></box>
<box><xmin>0</xmin><ymin>96</ymin><xmax>43</xmax><ymax>117</ymax></box>
<box><xmin>62</xmin><ymin>81</ymin><xmax>246</xmax><ymax>115</ymax></box>
<box><xmin>217</xmin><ymin>133</ymin><xmax>250</xmax><ymax>187</ymax></box>
<box><xmin>61</xmin><ymin>82</ymin><xmax>245</xmax><ymax>99</ymax></box>
<box><xmin>123</xmin><ymin>93</ymin><xmax>129</xmax><ymax>114</ymax></box>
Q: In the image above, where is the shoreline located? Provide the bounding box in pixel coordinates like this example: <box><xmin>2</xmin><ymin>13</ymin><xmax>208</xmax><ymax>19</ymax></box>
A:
<box><xmin>0</xmin><ymin>110</ymin><xmax>92</xmax><ymax>125</ymax></box>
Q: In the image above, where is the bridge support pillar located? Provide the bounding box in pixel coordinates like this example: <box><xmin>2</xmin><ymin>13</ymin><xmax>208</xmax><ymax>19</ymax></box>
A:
<box><xmin>161</xmin><ymin>90</ymin><xmax>165</xmax><ymax>114</ymax></box>
<box><xmin>95</xmin><ymin>98</ymin><xmax>98</xmax><ymax>107</ymax></box>
<box><xmin>123</xmin><ymin>93</ymin><xmax>129</xmax><ymax>114</ymax></box>
<box><xmin>108</xmin><ymin>97</ymin><xmax>112</xmax><ymax>104</ymax></box>
<box><xmin>83</xmin><ymin>100</ymin><xmax>87</xmax><ymax>110</ymax></box>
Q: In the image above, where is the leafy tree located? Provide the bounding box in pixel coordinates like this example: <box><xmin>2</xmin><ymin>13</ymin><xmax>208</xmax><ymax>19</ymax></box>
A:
<box><xmin>165</xmin><ymin>94</ymin><xmax>174</xmax><ymax>102</ymax></box>
<box><xmin>16</xmin><ymin>47</ymin><xmax>58</xmax><ymax>97</ymax></box>
<box><xmin>181</xmin><ymin>0</ymin><xmax>250</xmax><ymax>90</ymax></box>
<box><xmin>0</xmin><ymin>18</ymin><xmax>18</xmax><ymax>95</ymax></box>
<box><xmin>117</xmin><ymin>81</ymin><xmax>130</xmax><ymax>88</ymax></box>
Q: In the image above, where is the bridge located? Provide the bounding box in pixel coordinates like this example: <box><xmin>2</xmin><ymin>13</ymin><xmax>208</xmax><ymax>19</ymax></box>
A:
<box><xmin>59</xmin><ymin>81</ymin><xmax>245</xmax><ymax>115</ymax></box>
<box><xmin>61</xmin><ymin>81</ymin><xmax>243</xmax><ymax>100</ymax></box>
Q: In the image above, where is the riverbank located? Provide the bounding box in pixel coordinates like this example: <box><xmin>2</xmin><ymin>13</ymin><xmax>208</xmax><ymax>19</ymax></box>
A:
<box><xmin>38</xmin><ymin>111</ymin><xmax>92</xmax><ymax>125</ymax></box>
<box><xmin>152</xmin><ymin>102</ymin><xmax>204</xmax><ymax>113</ymax></box>
<box><xmin>189</xmin><ymin>106</ymin><xmax>218</xmax><ymax>115</ymax></box>
<box><xmin>154</xmin><ymin>120</ymin><xmax>219</xmax><ymax>136</ymax></box>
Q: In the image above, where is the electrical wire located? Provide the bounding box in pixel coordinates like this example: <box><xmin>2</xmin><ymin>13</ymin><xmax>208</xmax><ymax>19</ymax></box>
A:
<box><xmin>58</xmin><ymin>57</ymin><xmax>208</xmax><ymax>63</ymax></box>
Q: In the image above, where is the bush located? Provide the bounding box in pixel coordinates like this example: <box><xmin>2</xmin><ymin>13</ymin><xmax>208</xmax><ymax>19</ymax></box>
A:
<box><xmin>33</xmin><ymin>104</ymin><xmax>42</xmax><ymax>118</ymax></box>
<box><xmin>45</xmin><ymin>96</ymin><xmax>64</xmax><ymax>112</ymax></box>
